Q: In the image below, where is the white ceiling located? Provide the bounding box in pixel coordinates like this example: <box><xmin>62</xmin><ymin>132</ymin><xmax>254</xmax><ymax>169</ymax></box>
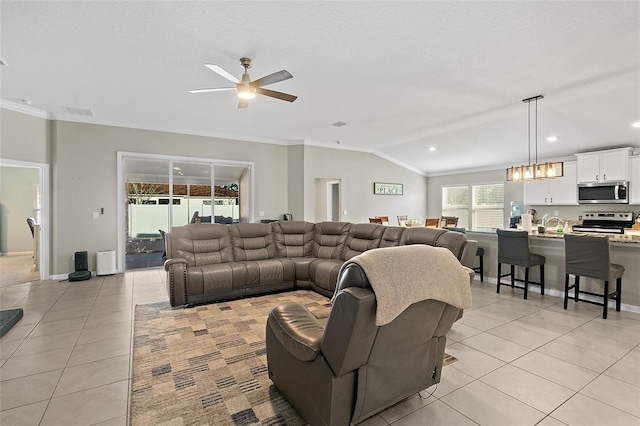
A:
<box><xmin>2</xmin><ymin>1</ymin><xmax>639</xmax><ymax>175</ymax></box>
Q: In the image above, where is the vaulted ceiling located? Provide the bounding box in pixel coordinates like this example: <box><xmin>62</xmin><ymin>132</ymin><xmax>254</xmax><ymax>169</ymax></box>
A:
<box><xmin>1</xmin><ymin>1</ymin><xmax>639</xmax><ymax>175</ymax></box>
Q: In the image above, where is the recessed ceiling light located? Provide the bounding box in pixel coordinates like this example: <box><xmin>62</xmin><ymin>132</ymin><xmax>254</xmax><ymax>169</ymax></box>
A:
<box><xmin>429</xmin><ymin>147</ymin><xmax>436</xmax><ymax>152</ymax></box>
<box><xmin>632</xmin><ymin>121</ymin><xmax>640</xmax><ymax>128</ymax></box>
<box><xmin>546</xmin><ymin>136</ymin><xmax>557</xmax><ymax>142</ymax></box>
<box><xmin>173</xmin><ymin>167</ymin><xmax>181</xmax><ymax>171</ymax></box>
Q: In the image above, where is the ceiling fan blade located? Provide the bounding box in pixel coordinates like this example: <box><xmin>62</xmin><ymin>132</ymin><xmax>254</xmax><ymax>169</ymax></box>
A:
<box><xmin>255</xmin><ymin>88</ymin><xmax>297</xmax><ymax>102</ymax></box>
<box><xmin>189</xmin><ymin>87</ymin><xmax>235</xmax><ymax>94</ymax></box>
<box><xmin>205</xmin><ymin>64</ymin><xmax>240</xmax><ymax>84</ymax></box>
<box><xmin>251</xmin><ymin>70</ymin><xmax>293</xmax><ymax>88</ymax></box>
<box><xmin>237</xmin><ymin>98</ymin><xmax>249</xmax><ymax>109</ymax></box>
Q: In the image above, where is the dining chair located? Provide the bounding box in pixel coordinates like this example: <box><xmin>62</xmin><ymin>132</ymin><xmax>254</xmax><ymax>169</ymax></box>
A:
<box><xmin>440</xmin><ymin>216</ymin><xmax>459</xmax><ymax>227</ymax></box>
<box><xmin>26</xmin><ymin>217</ymin><xmax>36</xmax><ymax>238</ymax></box>
<box><xmin>496</xmin><ymin>229</ymin><xmax>545</xmax><ymax>299</ymax></box>
<box><xmin>369</xmin><ymin>217</ymin><xmax>383</xmax><ymax>224</ymax></box>
<box><xmin>397</xmin><ymin>215</ymin><xmax>408</xmax><ymax>227</ymax></box>
<box><xmin>424</xmin><ymin>218</ymin><xmax>439</xmax><ymax>227</ymax></box>
<box><xmin>564</xmin><ymin>234</ymin><xmax>624</xmax><ymax>319</ymax></box>
<box><xmin>375</xmin><ymin>216</ymin><xmax>389</xmax><ymax>225</ymax></box>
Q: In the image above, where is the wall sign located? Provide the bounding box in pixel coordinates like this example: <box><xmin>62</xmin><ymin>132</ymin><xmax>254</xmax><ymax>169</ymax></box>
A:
<box><xmin>373</xmin><ymin>182</ymin><xmax>403</xmax><ymax>195</ymax></box>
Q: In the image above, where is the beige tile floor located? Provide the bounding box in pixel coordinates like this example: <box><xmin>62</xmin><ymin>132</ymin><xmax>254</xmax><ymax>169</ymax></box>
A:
<box><xmin>1</xmin><ymin>272</ymin><xmax>639</xmax><ymax>425</ymax></box>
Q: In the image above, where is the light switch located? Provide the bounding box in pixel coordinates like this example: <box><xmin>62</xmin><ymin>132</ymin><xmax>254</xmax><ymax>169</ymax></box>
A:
<box><xmin>93</xmin><ymin>212</ymin><xmax>99</xmax><ymax>219</ymax></box>
<box><xmin>259</xmin><ymin>210</ymin><xmax>265</xmax><ymax>217</ymax></box>
<box><xmin>343</xmin><ymin>210</ymin><xmax>347</xmax><ymax>215</ymax></box>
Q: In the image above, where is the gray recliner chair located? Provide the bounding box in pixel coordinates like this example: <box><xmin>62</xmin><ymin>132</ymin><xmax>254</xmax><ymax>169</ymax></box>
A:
<box><xmin>266</xmin><ymin>247</ymin><xmax>468</xmax><ymax>425</ymax></box>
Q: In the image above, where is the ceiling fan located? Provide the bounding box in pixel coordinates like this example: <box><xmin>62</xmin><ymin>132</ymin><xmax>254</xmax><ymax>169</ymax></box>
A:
<box><xmin>189</xmin><ymin>57</ymin><xmax>297</xmax><ymax>108</ymax></box>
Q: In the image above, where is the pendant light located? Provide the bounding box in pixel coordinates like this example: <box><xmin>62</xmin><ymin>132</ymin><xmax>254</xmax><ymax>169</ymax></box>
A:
<box><xmin>506</xmin><ymin>95</ymin><xmax>564</xmax><ymax>182</ymax></box>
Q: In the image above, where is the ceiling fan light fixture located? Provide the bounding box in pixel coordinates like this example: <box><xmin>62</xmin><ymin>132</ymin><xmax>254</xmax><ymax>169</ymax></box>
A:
<box><xmin>237</xmin><ymin>84</ymin><xmax>256</xmax><ymax>99</ymax></box>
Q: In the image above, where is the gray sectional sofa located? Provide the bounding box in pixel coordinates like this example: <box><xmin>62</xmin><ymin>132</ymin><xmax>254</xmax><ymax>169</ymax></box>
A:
<box><xmin>163</xmin><ymin>221</ymin><xmax>478</xmax><ymax>307</ymax></box>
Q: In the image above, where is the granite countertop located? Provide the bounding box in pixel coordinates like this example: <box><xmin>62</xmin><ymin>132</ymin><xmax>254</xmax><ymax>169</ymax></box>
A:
<box><xmin>467</xmin><ymin>227</ymin><xmax>640</xmax><ymax>244</ymax></box>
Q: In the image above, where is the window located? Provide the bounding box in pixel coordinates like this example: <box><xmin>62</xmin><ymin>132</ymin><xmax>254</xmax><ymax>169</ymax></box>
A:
<box><xmin>442</xmin><ymin>185</ymin><xmax>469</xmax><ymax>228</ymax></box>
<box><xmin>442</xmin><ymin>183</ymin><xmax>504</xmax><ymax>229</ymax></box>
<box><xmin>472</xmin><ymin>183</ymin><xmax>504</xmax><ymax>228</ymax></box>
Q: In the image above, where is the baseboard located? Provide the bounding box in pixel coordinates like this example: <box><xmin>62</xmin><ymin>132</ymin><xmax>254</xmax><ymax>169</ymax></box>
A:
<box><xmin>2</xmin><ymin>251</ymin><xmax>34</xmax><ymax>256</ymax></box>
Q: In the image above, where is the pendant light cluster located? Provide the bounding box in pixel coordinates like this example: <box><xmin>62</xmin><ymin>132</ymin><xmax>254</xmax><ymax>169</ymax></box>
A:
<box><xmin>506</xmin><ymin>95</ymin><xmax>564</xmax><ymax>182</ymax></box>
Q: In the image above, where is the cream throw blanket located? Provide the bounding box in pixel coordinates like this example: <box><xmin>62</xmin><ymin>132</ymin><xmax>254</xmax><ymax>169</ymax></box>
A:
<box><xmin>336</xmin><ymin>245</ymin><xmax>473</xmax><ymax>326</ymax></box>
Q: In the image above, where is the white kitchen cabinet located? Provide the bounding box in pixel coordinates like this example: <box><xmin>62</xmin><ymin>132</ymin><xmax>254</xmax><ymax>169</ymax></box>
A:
<box><xmin>631</xmin><ymin>156</ymin><xmax>640</xmax><ymax>204</ymax></box>
<box><xmin>524</xmin><ymin>162</ymin><xmax>577</xmax><ymax>205</ymax></box>
<box><xmin>576</xmin><ymin>148</ymin><xmax>631</xmax><ymax>183</ymax></box>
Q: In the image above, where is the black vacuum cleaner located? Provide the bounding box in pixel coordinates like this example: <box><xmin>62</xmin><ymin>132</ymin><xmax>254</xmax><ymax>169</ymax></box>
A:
<box><xmin>68</xmin><ymin>251</ymin><xmax>92</xmax><ymax>281</ymax></box>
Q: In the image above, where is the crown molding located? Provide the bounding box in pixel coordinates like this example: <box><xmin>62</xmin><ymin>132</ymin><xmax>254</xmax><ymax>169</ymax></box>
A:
<box><xmin>0</xmin><ymin>100</ymin><xmax>53</xmax><ymax>119</ymax></box>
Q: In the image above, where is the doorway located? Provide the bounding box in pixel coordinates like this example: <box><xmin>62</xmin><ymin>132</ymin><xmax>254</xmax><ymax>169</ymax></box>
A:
<box><xmin>0</xmin><ymin>159</ymin><xmax>50</xmax><ymax>286</ymax></box>
<box><xmin>327</xmin><ymin>181</ymin><xmax>341</xmax><ymax>221</ymax></box>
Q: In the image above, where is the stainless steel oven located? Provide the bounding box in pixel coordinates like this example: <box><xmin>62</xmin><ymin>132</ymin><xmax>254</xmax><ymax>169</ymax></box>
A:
<box><xmin>577</xmin><ymin>181</ymin><xmax>628</xmax><ymax>204</ymax></box>
<box><xmin>572</xmin><ymin>211</ymin><xmax>634</xmax><ymax>234</ymax></box>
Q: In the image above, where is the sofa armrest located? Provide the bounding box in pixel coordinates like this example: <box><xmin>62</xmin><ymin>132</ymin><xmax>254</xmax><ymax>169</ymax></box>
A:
<box><xmin>164</xmin><ymin>258</ymin><xmax>188</xmax><ymax>306</ymax></box>
<box><xmin>164</xmin><ymin>257</ymin><xmax>187</xmax><ymax>271</ymax></box>
<box><xmin>460</xmin><ymin>239</ymin><xmax>478</xmax><ymax>270</ymax></box>
<box><xmin>267</xmin><ymin>303</ymin><xmax>325</xmax><ymax>362</ymax></box>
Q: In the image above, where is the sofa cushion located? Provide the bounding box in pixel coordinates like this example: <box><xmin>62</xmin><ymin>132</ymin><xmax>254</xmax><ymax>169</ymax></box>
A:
<box><xmin>379</xmin><ymin>226</ymin><xmax>405</xmax><ymax>248</ymax></box>
<box><xmin>272</xmin><ymin>221</ymin><xmax>314</xmax><ymax>257</ymax></box>
<box><xmin>434</xmin><ymin>230</ymin><xmax>467</xmax><ymax>261</ymax></box>
<box><xmin>229</xmin><ymin>223</ymin><xmax>278</xmax><ymax>261</ymax></box>
<box><xmin>169</xmin><ymin>224</ymin><xmax>234</xmax><ymax>267</ymax></box>
<box><xmin>243</xmin><ymin>258</ymin><xmax>296</xmax><ymax>287</ymax></box>
<box><xmin>342</xmin><ymin>223</ymin><xmax>384</xmax><ymax>260</ymax></box>
<box><xmin>186</xmin><ymin>262</ymin><xmax>247</xmax><ymax>295</ymax></box>
<box><xmin>312</xmin><ymin>222</ymin><xmax>351</xmax><ymax>259</ymax></box>
<box><xmin>309</xmin><ymin>258</ymin><xmax>345</xmax><ymax>296</ymax></box>
<box><xmin>400</xmin><ymin>227</ymin><xmax>446</xmax><ymax>247</ymax></box>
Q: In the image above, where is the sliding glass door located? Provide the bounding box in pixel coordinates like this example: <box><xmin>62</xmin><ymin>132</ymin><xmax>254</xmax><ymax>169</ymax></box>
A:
<box><xmin>118</xmin><ymin>153</ymin><xmax>253</xmax><ymax>271</ymax></box>
<box><xmin>123</xmin><ymin>158</ymin><xmax>170</xmax><ymax>270</ymax></box>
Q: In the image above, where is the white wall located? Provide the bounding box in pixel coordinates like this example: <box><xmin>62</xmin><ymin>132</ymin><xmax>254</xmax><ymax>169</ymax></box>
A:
<box><xmin>427</xmin><ymin>169</ymin><xmax>518</xmax><ymax>228</ymax></box>
<box><xmin>0</xmin><ymin>167</ymin><xmax>39</xmax><ymax>253</ymax></box>
<box><xmin>427</xmin><ymin>167</ymin><xmax>640</xmax><ymax>227</ymax></box>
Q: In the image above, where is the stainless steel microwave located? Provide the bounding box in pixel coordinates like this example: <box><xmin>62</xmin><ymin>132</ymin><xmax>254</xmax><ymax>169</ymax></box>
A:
<box><xmin>578</xmin><ymin>181</ymin><xmax>628</xmax><ymax>204</ymax></box>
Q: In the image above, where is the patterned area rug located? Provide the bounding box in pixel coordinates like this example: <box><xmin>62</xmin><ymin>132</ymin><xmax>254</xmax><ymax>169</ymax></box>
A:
<box><xmin>130</xmin><ymin>289</ymin><xmax>457</xmax><ymax>426</ymax></box>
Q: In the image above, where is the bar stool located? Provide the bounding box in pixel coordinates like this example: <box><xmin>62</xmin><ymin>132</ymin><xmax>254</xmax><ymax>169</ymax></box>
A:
<box><xmin>496</xmin><ymin>229</ymin><xmax>545</xmax><ymax>299</ymax></box>
<box><xmin>445</xmin><ymin>227</ymin><xmax>484</xmax><ymax>282</ymax></box>
<box><xmin>563</xmin><ymin>234</ymin><xmax>624</xmax><ymax>319</ymax></box>
<box><xmin>475</xmin><ymin>246</ymin><xmax>485</xmax><ymax>282</ymax></box>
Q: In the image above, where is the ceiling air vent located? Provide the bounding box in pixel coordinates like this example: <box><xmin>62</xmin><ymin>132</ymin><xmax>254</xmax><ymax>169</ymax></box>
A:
<box><xmin>333</xmin><ymin>121</ymin><xmax>346</xmax><ymax>127</ymax></box>
<box><xmin>60</xmin><ymin>106</ymin><xmax>94</xmax><ymax>117</ymax></box>
<box><xmin>0</xmin><ymin>56</ymin><xmax>8</xmax><ymax>67</ymax></box>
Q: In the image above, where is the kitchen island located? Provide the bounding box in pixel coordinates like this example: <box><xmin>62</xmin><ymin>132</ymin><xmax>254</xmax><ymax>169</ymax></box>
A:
<box><xmin>466</xmin><ymin>228</ymin><xmax>640</xmax><ymax>312</ymax></box>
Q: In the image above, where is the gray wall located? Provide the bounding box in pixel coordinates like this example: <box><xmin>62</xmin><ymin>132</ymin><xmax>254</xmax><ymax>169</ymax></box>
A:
<box><xmin>0</xmin><ymin>108</ymin><xmax>51</xmax><ymax>164</ymax></box>
<box><xmin>303</xmin><ymin>145</ymin><xmax>428</xmax><ymax>225</ymax></box>
<box><xmin>51</xmin><ymin>120</ymin><xmax>292</xmax><ymax>274</ymax></box>
<box><xmin>49</xmin><ymin>124</ymin><xmax>428</xmax><ymax>273</ymax></box>
<box><xmin>0</xmin><ymin>167</ymin><xmax>39</xmax><ymax>253</ymax></box>
<box><xmin>287</xmin><ymin>145</ymin><xmax>304</xmax><ymax>221</ymax></box>
<box><xmin>2</xmin><ymin>111</ymin><xmax>429</xmax><ymax>275</ymax></box>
